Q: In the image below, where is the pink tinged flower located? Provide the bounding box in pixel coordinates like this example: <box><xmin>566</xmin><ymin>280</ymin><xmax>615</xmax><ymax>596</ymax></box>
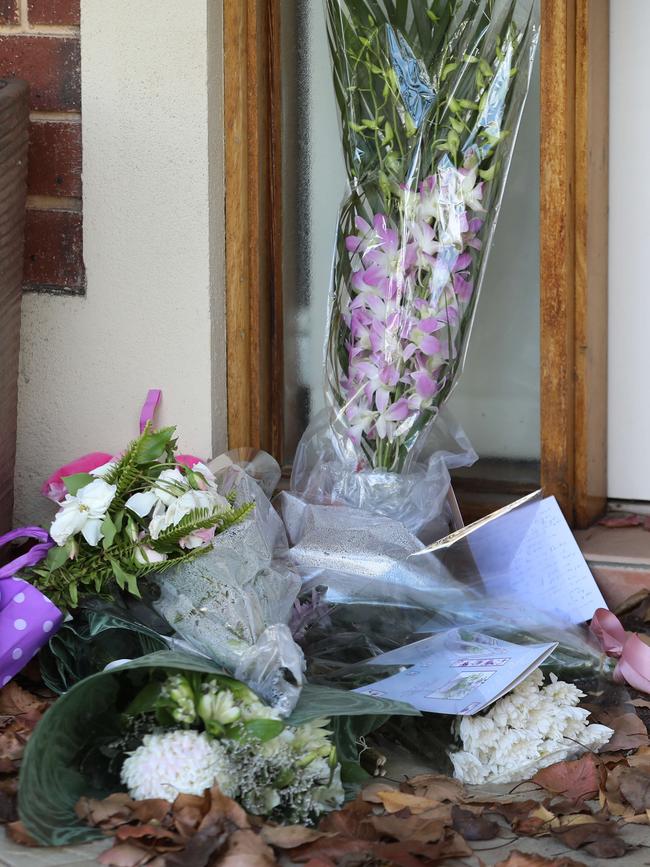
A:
<box><xmin>454</xmin><ymin>272</ymin><xmax>474</xmax><ymax>302</ymax></box>
<box><xmin>374</xmin><ymin>397</ymin><xmax>412</xmax><ymax>441</ymax></box>
<box><xmin>180</xmin><ymin>526</ymin><xmax>216</xmax><ymax>550</ymax></box>
<box><xmin>419</xmin><ymin>334</ymin><xmax>442</xmax><ymax>356</ymax></box>
<box><xmin>41</xmin><ymin>452</ymin><xmax>114</xmax><ymax>503</ymax></box>
<box><xmin>412</xmin><ymin>370</ymin><xmax>440</xmax><ymax>399</ymax></box>
<box><xmin>411</xmin><ymin>220</ymin><xmax>441</xmax><ymax>267</ymax></box>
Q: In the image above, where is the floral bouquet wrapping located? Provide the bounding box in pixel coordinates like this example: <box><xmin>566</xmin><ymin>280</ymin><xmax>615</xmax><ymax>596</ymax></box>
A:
<box><xmin>293</xmin><ymin>0</ymin><xmax>538</xmax><ymax>538</ymax></box>
<box><xmin>16</xmin><ymin>651</ymin><xmax>416</xmax><ymax>845</ymax></box>
<box><xmin>29</xmin><ymin>393</ymin><xmax>306</xmax><ymax>714</ymax></box>
<box><xmin>285</xmin><ymin>0</ymin><xmax>540</xmax><ymax>684</ymax></box>
<box><xmin>324</xmin><ymin>0</ymin><xmax>537</xmax><ymax>470</ymax></box>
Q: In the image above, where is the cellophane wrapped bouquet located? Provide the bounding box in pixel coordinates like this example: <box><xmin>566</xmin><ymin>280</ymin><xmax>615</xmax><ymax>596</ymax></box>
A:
<box><xmin>25</xmin><ymin>396</ymin><xmax>307</xmax><ymax>715</ymax></box>
<box><xmin>282</xmin><ymin>0</ymin><xmax>540</xmax><ymax>669</ymax></box>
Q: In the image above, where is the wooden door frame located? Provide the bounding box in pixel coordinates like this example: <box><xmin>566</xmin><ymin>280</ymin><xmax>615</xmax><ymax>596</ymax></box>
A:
<box><xmin>224</xmin><ymin>0</ymin><xmax>610</xmax><ymax>529</ymax></box>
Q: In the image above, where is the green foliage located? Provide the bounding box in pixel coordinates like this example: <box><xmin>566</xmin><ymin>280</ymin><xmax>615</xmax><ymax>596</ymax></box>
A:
<box><xmin>61</xmin><ymin>473</ymin><xmax>95</xmax><ymax>496</ymax></box>
<box><xmin>29</xmin><ymin>422</ymin><xmax>254</xmax><ymax>611</ymax></box>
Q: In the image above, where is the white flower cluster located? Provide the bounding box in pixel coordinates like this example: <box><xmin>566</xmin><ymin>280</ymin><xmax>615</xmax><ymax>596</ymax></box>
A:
<box><xmin>227</xmin><ymin>718</ymin><xmax>345</xmax><ymax>824</ymax></box>
<box><xmin>450</xmin><ymin>670</ymin><xmax>614</xmax><ymax>785</ymax></box>
<box><xmin>125</xmin><ymin>463</ymin><xmax>230</xmax><ymax>553</ymax></box>
<box><xmin>121</xmin><ymin>730</ymin><xmax>237</xmax><ymax>801</ymax></box>
<box><xmin>120</xmin><ymin>718</ymin><xmax>344</xmax><ymax>825</ymax></box>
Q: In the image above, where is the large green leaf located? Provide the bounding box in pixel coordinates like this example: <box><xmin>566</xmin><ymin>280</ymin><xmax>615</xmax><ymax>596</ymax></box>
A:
<box><xmin>21</xmin><ymin>652</ymin><xmax>419</xmax><ymax>847</ymax></box>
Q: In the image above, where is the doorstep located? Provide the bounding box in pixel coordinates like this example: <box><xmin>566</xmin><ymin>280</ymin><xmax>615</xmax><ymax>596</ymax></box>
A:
<box><xmin>575</xmin><ymin>524</ymin><xmax>650</xmax><ymax>609</ymax></box>
<box><xmin>0</xmin><ymin>831</ymin><xmax>109</xmax><ymax>867</ymax></box>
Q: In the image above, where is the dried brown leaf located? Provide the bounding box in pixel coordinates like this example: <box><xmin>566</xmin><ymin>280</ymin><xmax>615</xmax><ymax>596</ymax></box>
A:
<box><xmin>551</xmin><ymin>819</ymin><xmax>622</xmax><ymax>854</ymax></box>
<box><xmin>0</xmin><ymin>682</ymin><xmax>48</xmax><ymax>717</ymax></box>
<box><xmin>360</xmin><ymin>779</ymin><xmax>398</xmax><ymax>803</ymax></box>
<box><xmin>317</xmin><ymin>797</ymin><xmax>375</xmax><ymax>839</ymax></box>
<box><xmin>532</xmin><ymin>754</ymin><xmax>600</xmax><ymax>804</ymax></box>
<box><xmin>130</xmin><ymin>799</ymin><xmax>171</xmax><ymax>825</ymax></box>
<box><xmin>218</xmin><ymin>828</ymin><xmax>277</xmax><ymax>866</ymax></box>
<box><xmin>450</xmin><ymin>804</ymin><xmax>499</xmax><ymax>841</ymax></box>
<box><xmin>495</xmin><ymin>853</ymin><xmax>589</xmax><ymax>867</ymax></box>
<box><xmin>98</xmin><ymin>841</ymin><xmax>153</xmax><ymax>866</ymax></box>
<box><xmin>164</xmin><ymin>826</ymin><xmax>230</xmax><ymax>867</ymax></box>
<box><xmin>369</xmin><ymin>813</ymin><xmax>446</xmax><ymax>843</ymax></box>
<box><xmin>603</xmin><ymin>712</ymin><xmax>649</xmax><ymax>751</ymax></box>
<box><xmin>6</xmin><ymin>819</ymin><xmax>40</xmax><ymax>846</ymax></box>
<box><xmin>201</xmin><ymin>785</ymin><xmax>250</xmax><ymax>832</ymax></box>
<box><xmin>376</xmin><ymin>789</ymin><xmax>443</xmax><ymax>814</ymax></box>
<box><xmin>114</xmin><ymin>823</ymin><xmax>182</xmax><ymax>851</ymax></box>
<box><xmin>76</xmin><ymin>793</ymin><xmax>136</xmax><ymax>830</ymax></box>
<box><xmin>406</xmin><ymin>773</ymin><xmax>465</xmax><ymax>803</ymax></box>
<box><xmin>619</xmin><ymin>767</ymin><xmax>650</xmax><ymax>812</ymax></box>
<box><xmin>261</xmin><ymin>825</ymin><xmax>330</xmax><ymax>849</ymax></box>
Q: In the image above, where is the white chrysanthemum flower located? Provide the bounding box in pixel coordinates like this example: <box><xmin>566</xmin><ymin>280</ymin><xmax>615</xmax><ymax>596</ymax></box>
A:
<box><xmin>450</xmin><ymin>671</ymin><xmax>614</xmax><ymax>785</ymax></box>
<box><xmin>120</xmin><ymin>730</ymin><xmax>237</xmax><ymax>801</ymax></box>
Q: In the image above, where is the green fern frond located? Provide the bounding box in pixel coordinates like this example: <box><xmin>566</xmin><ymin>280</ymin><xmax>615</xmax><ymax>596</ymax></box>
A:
<box><xmin>134</xmin><ymin>544</ymin><xmax>212</xmax><ymax>576</ymax></box>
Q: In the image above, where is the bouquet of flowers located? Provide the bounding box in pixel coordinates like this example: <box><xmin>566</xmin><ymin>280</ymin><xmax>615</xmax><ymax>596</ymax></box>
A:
<box><xmin>17</xmin><ymin>652</ymin><xmax>417</xmax><ymax>845</ymax></box>
<box><xmin>119</xmin><ymin>670</ymin><xmax>344</xmax><ymax>823</ymax></box>
<box><xmin>323</xmin><ymin>0</ymin><xmax>538</xmax><ymax>472</ymax></box>
<box><xmin>15</xmin><ymin>394</ymin><xmax>306</xmax><ymax>715</ymax></box>
<box><xmin>30</xmin><ymin>422</ymin><xmax>253</xmax><ymax>610</ymax></box>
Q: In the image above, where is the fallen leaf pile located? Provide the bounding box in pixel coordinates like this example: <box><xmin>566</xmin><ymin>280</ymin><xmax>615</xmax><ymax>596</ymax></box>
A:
<box><xmin>0</xmin><ymin>679</ymin><xmax>54</xmax><ymax>826</ymax></box>
<box><xmin>72</xmin><ymin>753</ymin><xmax>648</xmax><ymax>866</ymax></box>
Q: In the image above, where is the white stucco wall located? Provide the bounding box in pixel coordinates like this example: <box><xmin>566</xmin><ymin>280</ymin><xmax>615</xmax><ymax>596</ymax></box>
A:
<box><xmin>13</xmin><ymin>0</ymin><xmax>226</xmax><ymax>525</ymax></box>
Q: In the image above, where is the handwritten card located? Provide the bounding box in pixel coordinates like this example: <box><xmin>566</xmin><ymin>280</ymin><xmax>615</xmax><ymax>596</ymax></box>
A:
<box><xmin>354</xmin><ymin>628</ymin><xmax>557</xmax><ymax>715</ymax></box>
<box><xmin>416</xmin><ymin>493</ymin><xmax>606</xmax><ymax>625</ymax></box>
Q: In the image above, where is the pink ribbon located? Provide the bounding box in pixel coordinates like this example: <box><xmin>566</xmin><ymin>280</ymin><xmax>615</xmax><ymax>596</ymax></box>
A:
<box><xmin>41</xmin><ymin>452</ymin><xmax>113</xmax><ymax>503</ymax></box>
<box><xmin>591</xmin><ymin>608</ymin><xmax>650</xmax><ymax>694</ymax></box>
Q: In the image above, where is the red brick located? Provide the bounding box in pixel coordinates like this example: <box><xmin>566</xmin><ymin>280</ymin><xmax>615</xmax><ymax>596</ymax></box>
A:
<box><xmin>28</xmin><ymin>0</ymin><xmax>80</xmax><ymax>26</ymax></box>
<box><xmin>0</xmin><ymin>36</ymin><xmax>80</xmax><ymax>112</ymax></box>
<box><xmin>0</xmin><ymin>0</ymin><xmax>19</xmax><ymax>25</ymax></box>
<box><xmin>23</xmin><ymin>208</ymin><xmax>84</xmax><ymax>290</ymax></box>
<box><xmin>27</xmin><ymin>120</ymin><xmax>81</xmax><ymax>197</ymax></box>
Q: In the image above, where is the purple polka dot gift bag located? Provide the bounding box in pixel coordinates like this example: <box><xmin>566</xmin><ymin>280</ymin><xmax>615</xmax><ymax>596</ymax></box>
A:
<box><xmin>0</xmin><ymin>527</ymin><xmax>63</xmax><ymax>687</ymax></box>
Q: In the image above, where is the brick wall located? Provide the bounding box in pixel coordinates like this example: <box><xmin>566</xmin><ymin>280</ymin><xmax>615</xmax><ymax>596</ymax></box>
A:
<box><xmin>0</xmin><ymin>0</ymin><xmax>83</xmax><ymax>294</ymax></box>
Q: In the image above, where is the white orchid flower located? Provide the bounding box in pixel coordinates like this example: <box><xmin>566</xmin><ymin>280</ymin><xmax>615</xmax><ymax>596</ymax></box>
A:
<box><xmin>50</xmin><ymin>478</ymin><xmax>117</xmax><ymax>547</ymax></box>
<box><xmin>125</xmin><ymin>467</ymin><xmax>192</xmax><ymax>518</ymax></box>
<box><xmin>154</xmin><ymin>468</ymin><xmax>188</xmax><ymax>505</ymax></box>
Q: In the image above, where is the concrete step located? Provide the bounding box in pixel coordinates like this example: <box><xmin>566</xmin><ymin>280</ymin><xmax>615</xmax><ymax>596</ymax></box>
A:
<box><xmin>575</xmin><ymin>524</ymin><xmax>650</xmax><ymax>609</ymax></box>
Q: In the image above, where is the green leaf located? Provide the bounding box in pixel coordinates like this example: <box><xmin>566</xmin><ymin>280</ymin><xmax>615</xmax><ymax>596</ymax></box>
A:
<box><xmin>241</xmin><ymin>718</ymin><xmax>285</xmax><ymax>743</ymax></box>
<box><xmin>109</xmin><ymin>559</ymin><xmax>140</xmax><ymax>598</ymax></box>
<box><xmin>61</xmin><ymin>473</ymin><xmax>94</xmax><ymax>496</ymax></box>
<box><xmin>135</xmin><ymin>427</ymin><xmax>176</xmax><ymax>465</ymax></box>
<box><xmin>125</xmin><ymin>681</ymin><xmax>163</xmax><ymax>716</ymax></box>
<box><xmin>479</xmin><ymin>58</ymin><xmax>493</xmax><ymax>78</ymax></box>
<box><xmin>45</xmin><ymin>544</ymin><xmax>70</xmax><ymax>573</ymax></box>
<box><xmin>441</xmin><ymin>61</ymin><xmax>458</xmax><ymax>82</ymax></box>
<box><xmin>340</xmin><ymin>760</ymin><xmax>371</xmax><ymax>784</ymax></box>
<box><xmin>479</xmin><ymin>163</ymin><xmax>497</xmax><ymax>181</ymax></box>
<box><xmin>101</xmin><ymin>514</ymin><xmax>117</xmax><ymax>551</ymax></box>
<box><xmin>113</xmin><ymin>510</ymin><xmax>125</xmax><ymax>533</ymax></box>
